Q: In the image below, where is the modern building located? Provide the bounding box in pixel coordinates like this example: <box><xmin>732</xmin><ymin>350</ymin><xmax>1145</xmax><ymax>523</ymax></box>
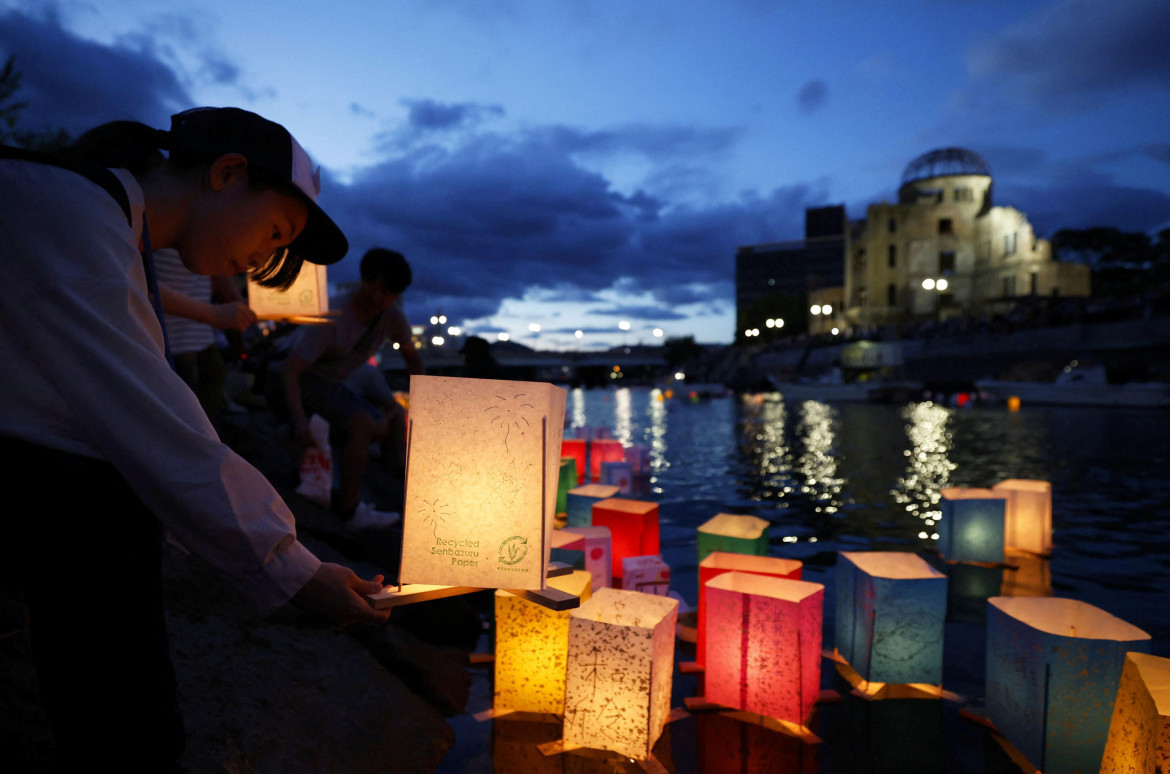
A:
<box><xmin>843</xmin><ymin>147</ymin><xmax>1090</xmax><ymax>329</ymax></box>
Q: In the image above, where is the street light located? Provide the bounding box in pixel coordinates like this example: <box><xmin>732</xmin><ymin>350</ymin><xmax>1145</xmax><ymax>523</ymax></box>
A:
<box><xmin>618</xmin><ymin>320</ymin><xmax>631</xmax><ymax>331</ymax></box>
<box><xmin>652</xmin><ymin>328</ymin><xmax>664</xmax><ymax>338</ymax></box>
<box><xmin>810</xmin><ymin>305</ymin><xmax>822</xmax><ymax>315</ymax></box>
<box><xmin>498</xmin><ymin>332</ymin><xmax>510</xmax><ymax>342</ymax></box>
<box><xmin>528</xmin><ymin>323</ymin><xmax>541</xmax><ymax>333</ymax></box>
<box><xmin>574</xmin><ymin>330</ymin><xmax>583</xmax><ymax>339</ymax></box>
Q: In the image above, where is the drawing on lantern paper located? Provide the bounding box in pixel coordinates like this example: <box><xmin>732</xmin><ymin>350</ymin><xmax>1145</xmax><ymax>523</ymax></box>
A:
<box><xmin>419</xmin><ymin>498</ymin><xmax>451</xmax><ymax>538</ymax></box>
<box><xmin>485</xmin><ymin>393</ymin><xmax>537</xmax><ymax>452</ymax></box>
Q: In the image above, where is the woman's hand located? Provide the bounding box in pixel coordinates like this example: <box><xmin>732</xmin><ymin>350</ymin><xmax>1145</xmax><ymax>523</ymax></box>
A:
<box><xmin>291</xmin><ymin>562</ymin><xmax>392</xmax><ymax>626</ymax></box>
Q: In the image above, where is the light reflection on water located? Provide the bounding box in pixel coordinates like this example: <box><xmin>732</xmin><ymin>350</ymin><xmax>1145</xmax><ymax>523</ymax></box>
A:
<box><xmin>441</xmin><ymin>388</ymin><xmax>1170</xmax><ymax>773</ymax></box>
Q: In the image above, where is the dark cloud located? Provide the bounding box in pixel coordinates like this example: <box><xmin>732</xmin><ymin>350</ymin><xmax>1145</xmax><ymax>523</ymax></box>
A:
<box><xmin>796</xmin><ymin>79</ymin><xmax>828</xmax><ymax>114</ymax></box>
<box><xmin>403</xmin><ymin>98</ymin><xmax>505</xmax><ymax>131</ymax></box>
<box><xmin>968</xmin><ymin>0</ymin><xmax>1170</xmax><ymax>108</ymax></box>
<box><xmin>589</xmin><ymin>305</ymin><xmax>692</xmax><ymax>321</ymax></box>
<box><xmin>999</xmin><ymin>180</ymin><xmax>1170</xmax><ymax>237</ymax></box>
<box><xmin>0</xmin><ymin>8</ymin><xmax>191</xmax><ymax>132</ymax></box>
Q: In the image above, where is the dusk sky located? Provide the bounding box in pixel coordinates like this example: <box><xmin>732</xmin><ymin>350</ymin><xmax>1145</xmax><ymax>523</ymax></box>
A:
<box><xmin>2</xmin><ymin>0</ymin><xmax>1167</xmax><ymax>349</ymax></box>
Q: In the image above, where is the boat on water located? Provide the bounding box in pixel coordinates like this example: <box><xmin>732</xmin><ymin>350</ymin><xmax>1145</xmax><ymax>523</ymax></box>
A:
<box><xmin>977</xmin><ymin>361</ymin><xmax>1170</xmax><ymax>408</ymax></box>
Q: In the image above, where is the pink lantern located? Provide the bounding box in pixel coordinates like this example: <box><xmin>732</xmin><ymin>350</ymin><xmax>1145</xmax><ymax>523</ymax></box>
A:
<box><xmin>591</xmin><ymin>498</ymin><xmax>660</xmax><ymax>581</ymax></box>
<box><xmin>696</xmin><ymin>552</ymin><xmax>802</xmax><ymax>669</ymax></box>
<box><xmin>705</xmin><ymin>572</ymin><xmax>825</xmax><ymax>726</ymax></box>
<box><xmin>590</xmin><ymin>439</ymin><xmax>625</xmax><ymax>482</ymax></box>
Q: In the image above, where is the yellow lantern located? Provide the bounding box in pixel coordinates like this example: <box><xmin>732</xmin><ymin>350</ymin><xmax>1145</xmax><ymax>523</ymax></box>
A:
<box><xmin>247</xmin><ymin>263</ymin><xmax>330</xmax><ymax>322</ymax></box>
<box><xmin>493</xmin><ymin>570</ymin><xmax>593</xmax><ymax>716</ymax></box>
<box><xmin>992</xmin><ymin>478</ymin><xmax>1052</xmax><ymax>555</ymax></box>
<box><xmin>563</xmin><ymin>588</ymin><xmax>679</xmax><ymax>760</ymax></box>
<box><xmin>1100</xmin><ymin>651</ymin><xmax>1170</xmax><ymax>774</ymax></box>
<box><xmin>400</xmin><ymin>375</ymin><xmax>566</xmax><ymax>590</ymax></box>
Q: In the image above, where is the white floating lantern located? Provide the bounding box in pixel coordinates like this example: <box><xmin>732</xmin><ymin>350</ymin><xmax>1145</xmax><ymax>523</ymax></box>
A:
<box><xmin>493</xmin><ymin>570</ymin><xmax>593</xmax><ymax>716</ymax></box>
<box><xmin>248</xmin><ymin>263</ymin><xmax>329</xmax><ymax>321</ymax></box>
<box><xmin>705</xmin><ymin>572</ymin><xmax>824</xmax><ymax>726</ymax></box>
<box><xmin>986</xmin><ymin>596</ymin><xmax>1152</xmax><ymax>773</ymax></box>
<box><xmin>563</xmin><ymin>588</ymin><xmax>679</xmax><ymax>760</ymax></box>
<box><xmin>561</xmin><ymin>526</ymin><xmax>613</xmax><ymax>592</ymax></box>
<box><xmin>400</xmin><ymin>375</ymin><xmax>566</xmax><ymax>590</ymax></box>
<box><xmin>938</xmin><ymin>487</ymin><xmax>1006</xmax><ymax>564</ymax></box>
<box><xmin>992</xmin><ymin>479</ymin><xmax>1053</xmax><ymax>555</ymax></box>
<box><xmin>835</xmin><ymin>551</ymin><xmax>947</xmax><ymax>685</ymax></box>
<box><xmin>620</xmin><ymin>555</ymin><xmax>670</xmax><ymax>596</ymax></box>
<box><xmin>1100</xmin><ymin>651</ymin><xmax>1170</xmax><ymax>774</ymax></box>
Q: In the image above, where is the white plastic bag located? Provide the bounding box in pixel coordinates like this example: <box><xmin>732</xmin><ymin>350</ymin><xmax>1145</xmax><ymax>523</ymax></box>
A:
<box><xmin>295</xmin><ymin>414</ymin><xmax>332</xmax><ymax>507</ymax></box>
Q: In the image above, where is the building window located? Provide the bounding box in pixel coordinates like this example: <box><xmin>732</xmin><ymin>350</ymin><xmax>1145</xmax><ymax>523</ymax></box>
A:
<box><xmin>887</xmin><ymin>284</ymin><xmax>896</xmax><ymax>306</ymax></box>
<box><xmin>888</xmin><ymin>218</ymin><xmax>896</xmax><ymax>233</ymax></box>
<box><xmin>1030</xmin><ymin>272</ymin><xmax>1038</xmax><ymax>295</ymax></box>
<box><xmin>888</xmin><ymin>244</ymin><xmax>896</xmax><ymax>267</ymax></box>
<box><xmin>1004</xmin><ymin>232</ymin><xmax>1018</xmax><ymax>256</ymax></box>
<box><xmin>939</xmin><ymin>218</ymin><xmax>953</xmax><ymax>234</ymax></box>
<box><xmin>1002</xmin><ymin>275</ymin><xmax>1016</xmax><ymax>297</ymax></box>
<box><xmin>939</xmin><ymin>251</ymin><xmax>955</xmax><ymax>274</ymax></box>
<box><xmin>954</xmin><ymin>187</ymin><xmax>973</xmax><ymax>202</ymax></box>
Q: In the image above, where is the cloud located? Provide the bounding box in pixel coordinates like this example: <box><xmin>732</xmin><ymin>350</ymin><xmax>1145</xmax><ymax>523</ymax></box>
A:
<box><xmin>796</xmin><ymin>79</ymin><xmax>828</xmax><ymax>114</ymax></box>
<box><xmin>968</xmin><ymin>0</ymin><xmax>1170</xmax><ymax>109</ymax></box>
<box><xmin>403</xmin><ymin>98</ymin><xmax>505</xmax><ymax>131</ymax></box>
<box><xmin>0</xmin><ymin>7</ymin><xmax>191</xmax><ymax>133</ymax></box>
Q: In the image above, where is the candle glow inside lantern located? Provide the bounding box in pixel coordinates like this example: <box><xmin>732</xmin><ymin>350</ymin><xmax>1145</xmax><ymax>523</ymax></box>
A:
<box><xmin>561</xmin><ymin>438</ymin><xmax>587</xmax><ymax>485</ymax></box>
<box><xmin>705</xmin><ymin>572</ymin><xmax>825</xmax><ymax>726</ymax></box>
<box><xmin>563</xmin><ymin>588</ymin><xmax>679</xmax><ymax>760</ymax></box>
<box><xmin>565</xmin><ymin>483</ymin><xmax>619</xmax><ymax>528</ymax></box>
<box><xmin>561</xmin><ymin>526</ymin><xmax>612</xmax><ymax>592</ymax></box>
<box><xmin>400</xmin><ymin>375</ymin><xmax>566</xmax><ymax>590</ymax></box>
<box><xmin>493</xmin><ymin>570</ymin><xmax>593</xmax><ymax>716</ymax></box>
<box><xmin>985</xmin><ymin>596</ymin><xmax>1152</xmax><ymax>774</ymax></box>
<box><xmin>938</xmin><ymin>487</ymin><xmax>1006</xmax><ymax>564</ymax></box>
<box><xmin>620</xmin><ymin>554</ymin><xmax>670</xmax><ymax>596</ymax></box>
<box><xmin>835</xmin><ymin>551</ymin><xmax>947</xmax><ymax>685</ymax></box>
<box><xmin>591</xmin><ymin>498</ymin><xmax>660</xmax><ymax>580</ymax></box>
<box><xmin>992</xmin><ymin>479</ymin><xmax>1052</xmax><ymax>555</ymax></box>
<box><xmin>696</xmin><ymin>552</ymin><xmax>803</xmax><ymax>669</ymax></box>
<box><xmin>1100</xmin><ymin>651</ymin><xmax>1170</xmax><ymax>774</ymax></box>
<box><xmin>556</xmin><ymin>457</ymin><xmax>577</xmax><ymax>516</ymax></box>
<box><xmin>248</xmin><ymin>263</ymin><xmax>329</xmax><ymax>321</ymax></box>
<box><xmin>590</xmin><ymin>439</ymin><xmax>625</xmax><ymax>482</ymax></box>
<box><xmin>600</xmin><ymin>460</ymin><xmax>634</xmax><ymax>494</ymax></box>
<box><xmin>697</xmin><ymin>513</ymin><xmax>771</xmax><ymax>564</ymax></box>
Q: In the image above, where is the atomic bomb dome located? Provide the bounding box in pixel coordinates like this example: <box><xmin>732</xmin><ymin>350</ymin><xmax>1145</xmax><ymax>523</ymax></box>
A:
<box><xmin>900</xmin><ymin>147</ymin><xmax>992</xmax><ymax>187</ymax></box>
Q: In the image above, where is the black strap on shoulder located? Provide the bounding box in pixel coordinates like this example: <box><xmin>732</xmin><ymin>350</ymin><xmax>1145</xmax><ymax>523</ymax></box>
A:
<box><xmin>0</xmin><ymin>145</ymin><xmax>132</xmax><ymax>227</ymax></box>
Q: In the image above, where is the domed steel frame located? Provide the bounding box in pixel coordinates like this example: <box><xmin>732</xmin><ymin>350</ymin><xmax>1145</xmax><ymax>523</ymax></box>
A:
<box><xmin>901</xmin><ymin>147</ymin><xmax>992</xmax><ymax>187</ymax></box>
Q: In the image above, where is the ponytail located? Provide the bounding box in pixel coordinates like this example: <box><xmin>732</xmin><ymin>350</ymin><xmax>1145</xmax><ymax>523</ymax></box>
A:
<box><xmin>65</xmin><ymin>121</ymin><xmax>167</xmax><ymax>175</ymax></box>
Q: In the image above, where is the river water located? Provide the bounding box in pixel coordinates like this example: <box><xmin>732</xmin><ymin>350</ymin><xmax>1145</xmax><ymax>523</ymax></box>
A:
<box><xmin>440</xmin><ymin>387</ymin><xmax>1170</xmax><ymax>773</ymax></box>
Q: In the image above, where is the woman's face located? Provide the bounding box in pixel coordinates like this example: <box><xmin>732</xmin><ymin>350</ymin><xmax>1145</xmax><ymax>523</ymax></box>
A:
<box><xmin>179</xmin><ymin>154</ymin><xmax>309</xmax><ymax>277</ymax></box>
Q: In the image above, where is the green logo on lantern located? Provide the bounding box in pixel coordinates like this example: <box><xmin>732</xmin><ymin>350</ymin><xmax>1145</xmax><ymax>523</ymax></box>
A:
<box><xmin>498</xmin><ymin>536</ymin><xmax>528</xmax><ymax>565</ymax></box>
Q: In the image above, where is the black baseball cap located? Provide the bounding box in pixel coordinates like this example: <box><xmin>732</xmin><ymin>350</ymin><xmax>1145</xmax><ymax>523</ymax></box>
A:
<box><xmin>167</xmin><ymin>107</ymin><xmax>348</xmax><ymax>265</ymax></box>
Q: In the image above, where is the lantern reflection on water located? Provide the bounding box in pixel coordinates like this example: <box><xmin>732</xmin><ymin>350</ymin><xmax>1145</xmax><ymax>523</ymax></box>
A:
<box><xmin>705</xmin><ymin>572</ymin><xmax>824</xmax><ymax>727</ymax></box>
<box><xmin>1100</xmin><ymin>651</ymin><xmax>1170</xmax><ymax>774</ymax></box>
<box><xmin>493</xmin><ymin>570</ymin><xmax>593</xmax><ymax>716</ymax></box>
<box><xmin>400</xmin><ymin>375</ymin><xmax>566</xmax><ymax>590</ymax></box>
<box><xmin>835</xmin><ymin>551</ymin><xmax>947</xmax><ymax>686</ymax></box>
<box><xmin>985</xmin><ymin>596</ymin><xmax>1151</xmax><ymax>774</ymax></box>
<box><xmin>562</xmin><ymin>588</ymin><xmax>679</xmax><ymax>760</ymax></box>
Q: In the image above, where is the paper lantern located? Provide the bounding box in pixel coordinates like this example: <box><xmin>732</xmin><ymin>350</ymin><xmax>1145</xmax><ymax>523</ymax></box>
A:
<box><xmin>565</xmin><ymin>484</ymin><xmax>619</xmax><ymax>528</ymax></box>
<box><xmin>562</xmin><ymin>526</ymin><xmax>612</xmax><ymax>592</ymax></box>
<box><xmin>705</xmin><ymin>572</ymin><xmax>824</xmax><ymax>725</ymax></box>
<box><xmin>591</xmin><ymin>498</ymin><xmax>659</xmax><ymax>580</ymax></box>
<box><xmin>599</xmin><ymin>461</ymin><xmax>633</xmax><ymax>494</ymax></box>
<box><xmin>697</xmin><ymin>513</ymin><xmax>771</xmax><ymax>564</ymax></box>
<box><xmin>625</xmin><ymin>445</ymin><xmax>650</xmax><ymax>476</ymax></box>
<box><xmin>247</xmin><ymin>263</ymin><xmax>329</xmax><ymax>321</ymax></box>
<box><xmin>992</xmin><ymin>479</ymin><xmax>1053</xmax><ymax>555</ymax></box>
<box><xmin>590</xmin><ymin>439</ymin><xmax>625</xmax><ymax>482</ymax></box>
<box><xmin>938</xmin><ymin>487</ymin><xmax>1006</xmax><ymax>563</ymax></box>
<box><xmin>620</xmin><ymin>555</ymin><xmax>670</xmax><ymax>596</ymax></box>
<box><xmin>494</xmin><ymin>570</ymin><xmax>593</xmax><ymax>716</ymax></box>
<box><xmin>985</xmin><ymin>596</ymin><xmax>1152</xmax><ymax>773</ymax></box>
<box><xmin>556</xmin><ymin>457</ymin><xmax>577</xmax><ymax>515</ymax></box>
<box><xmin>1100</xmin><ymin>651</ymin><xmax>1170</xmax><ymax>774</ymax></box>
<box><xmin>835</xmin><ymin>551</ymin><xmax>947</xmax><ymax>685</ymax></box>
<box><xmin>594</xmin><ymin>427</ymin><xmax>612</xmax><ymax>440</ymax></box>
<box><xmin>400</xmin><ymin>375</ymin><xmax>566</xmax><ymax>590</ymax></box>
<box><xmin>563</xmin><ymin>588</ymin><xmax>678</xmax><ymax>760</ymax></box>
<box><xmin>696</xmin><ymin>552</ymin><xmax>802</xmax><ymax>669</ymax></box>
<box><xmin>550</xmin><ymin>529</ymin><xmax>585</xmax><ymax>571</ymax></box>
<box><xmin>561</xmin><ymin>438</ymin><xmax>587</xmax><ymax>484</ymax></box>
